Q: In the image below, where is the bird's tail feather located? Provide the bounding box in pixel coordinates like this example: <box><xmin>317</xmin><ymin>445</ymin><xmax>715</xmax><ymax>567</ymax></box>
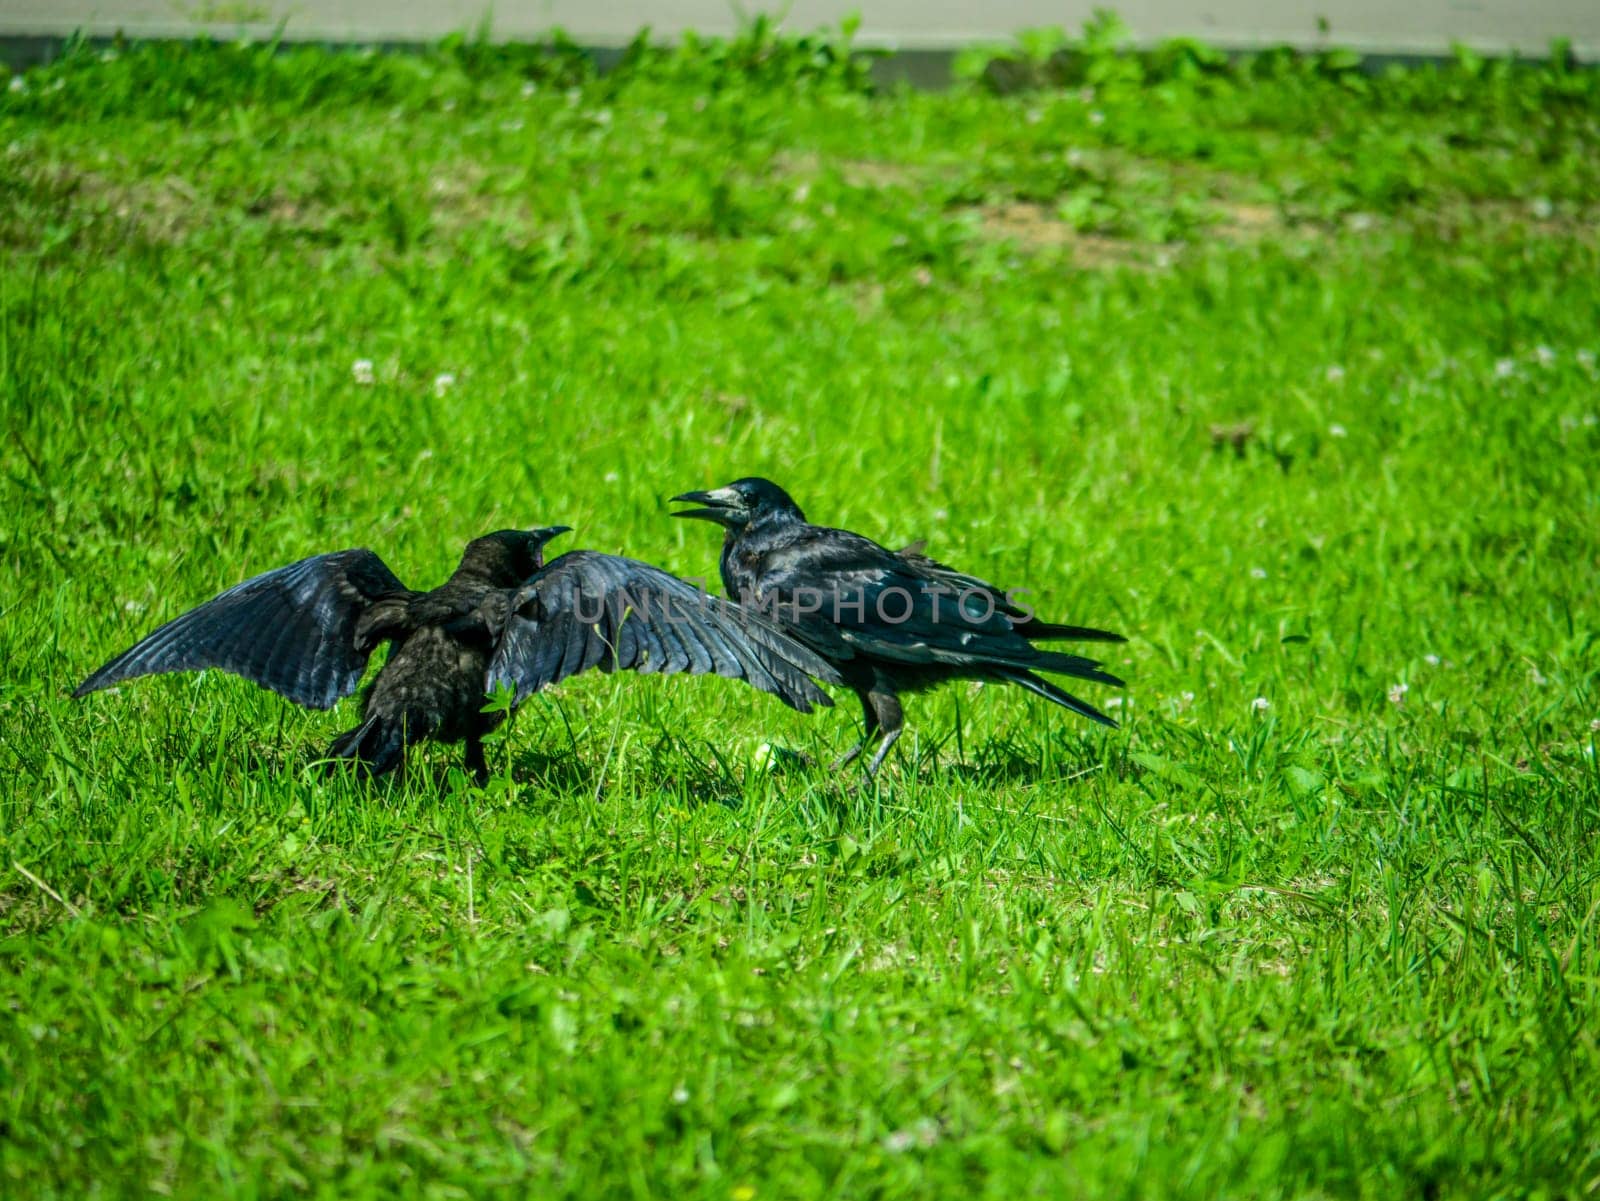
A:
<box><xmin>1024</xmin><ymin>648</ymin><xmax>1126</xmax><ymax>688</ymax></box>
<box><xmin>999</xmin><ymin>669</ymin><xmax>1120</xmax><ymax>729</ymax></box>
<box><xmin>326</xmin><ymin>714</ymin><xmax>408</xmax><ymax>778</ymax></box>
<box><xmin>1017</xmin><ymin>619</ymin><xmax>1126</xmax><ymax>644</ymax></box>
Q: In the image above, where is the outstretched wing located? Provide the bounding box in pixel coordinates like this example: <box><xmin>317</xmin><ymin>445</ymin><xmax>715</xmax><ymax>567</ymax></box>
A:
<box><xmin>74</xmin><ymin>550</ymin><xmax>413</xmax><ymax>710</ymax></box>
<box><xmin>485</xmin><ymin>551</ymin><xmax>838</xmax><ymax>712</ymax></box>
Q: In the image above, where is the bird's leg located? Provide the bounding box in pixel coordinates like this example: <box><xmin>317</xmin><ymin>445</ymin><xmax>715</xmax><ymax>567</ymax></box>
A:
<box><xmin>464</xmin><ymin>735</ymin><xmax>489</xmax><ymax>787</ymax></box>
<box><xmin>861</xmin><ymin>689</ymin><xmax>905</xmax><ymax>779</ymax></box>
<box><xmin>832</xmin><ymin>688</ymin><xmax>881</xmax><ymax>771</ymax></box>
<box><xmin>832</xmin><ymin>739</ymin><xmax>869</xmax><ymax>770</ymax></box>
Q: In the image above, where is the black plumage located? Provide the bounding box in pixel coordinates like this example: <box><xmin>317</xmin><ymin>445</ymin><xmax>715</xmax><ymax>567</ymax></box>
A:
<box><xmin>75</xmin><ymin>527</ymin><xmax>836</xmax><ymax>783</ymax></box>
<box><xmin>672</xmin><ymin>478</ymin><xmax>1125</xmax><ymax>776</ymax></box>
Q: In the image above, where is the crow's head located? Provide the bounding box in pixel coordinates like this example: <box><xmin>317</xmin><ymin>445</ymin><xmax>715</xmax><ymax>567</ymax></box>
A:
<box><xmin>460</xmin><ymin>525</ymin><xmax>572</xmax><ymax>584</ymax></box>
<box><xmin>671</xmin><ymin>478</ymin><xmax>804</xmax><ymax>530</ymax></box>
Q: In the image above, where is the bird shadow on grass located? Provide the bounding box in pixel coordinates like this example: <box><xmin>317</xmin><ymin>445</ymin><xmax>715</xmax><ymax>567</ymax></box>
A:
<box><xmin>482</xmin><ymin>732</ymin><xmax>755</xmax><ymax>810</ymax></box>
<box><xmin>237</xmin><ymin>744</ymin><xmax>507</xmax><ymax>803</ymax></box>
<box><xmin>265</xmin><ymin>747</ymin><xmax>440</xmax><ymax>802</ymax></box>
<box><xmin>497</xmin><ymin>747</ymin><xmax>596</xmax><ymax>797</ymax></box>
<box><xmin>900</xmin><ymin>730</ymin><xmax>1111</xmax><ymax>789</ymax></box>
<box><xmin>641</xmin><ymin>732</ymin><xmax>750</xmax><ymax>811</ymax></box>
<box><xmin>214</xmin><ymin>728</ymin><xmax>1105</xmax><ymax>806</ymax></box>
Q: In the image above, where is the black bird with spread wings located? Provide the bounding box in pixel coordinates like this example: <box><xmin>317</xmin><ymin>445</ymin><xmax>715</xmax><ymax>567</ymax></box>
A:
<box><xmin>74</xmin><ymin>527</ymin><xmax>837</xmax><ymax>783</ymax></box>
<box><xmin>672</xmin><ymin>478</ymin><xmax>1125</xmax><ymax>777</ymax></box>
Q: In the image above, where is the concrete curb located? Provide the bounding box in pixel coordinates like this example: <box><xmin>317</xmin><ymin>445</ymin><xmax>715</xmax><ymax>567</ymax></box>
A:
<box><xmin>1</xmin><ymin>29</ymin><xmax>1592</xmax><ymax>81</ymax></box>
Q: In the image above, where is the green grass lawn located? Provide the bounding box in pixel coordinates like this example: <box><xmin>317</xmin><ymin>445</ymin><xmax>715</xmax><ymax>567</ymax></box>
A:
<box><xmin>2</xmin><ymin>26</ymin><xmax>1598</xmax><ymax>1199</ymax></box>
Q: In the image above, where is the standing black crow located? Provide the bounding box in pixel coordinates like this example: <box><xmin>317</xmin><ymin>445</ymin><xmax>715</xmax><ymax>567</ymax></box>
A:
<box><xmin>74</xmin><ymin>527</ymin><xmax>836</xmax><ymax>783</ymax></box>
<box><xmin>672</xmin><ymin>478</ymin><xmax>1125</xmax><ymax>777</ymax></box>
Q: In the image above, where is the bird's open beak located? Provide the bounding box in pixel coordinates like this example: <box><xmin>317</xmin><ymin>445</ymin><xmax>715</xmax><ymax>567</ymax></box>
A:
<box><xmin>670</xmin><ymin>489</ymin><xmax>729</xmax><ymax>522</ymax></box>
<box><xmin>529</xmin><ymin>525</ymin><xmax>573</xmax><ymax>570</ymax></box>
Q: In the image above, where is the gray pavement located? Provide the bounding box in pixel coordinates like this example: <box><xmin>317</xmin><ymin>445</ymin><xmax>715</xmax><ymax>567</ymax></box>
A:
<box><xmin>2</xmin><ymin>1</ymin><xmax>1595</xmax><ymax>60</ymax></box>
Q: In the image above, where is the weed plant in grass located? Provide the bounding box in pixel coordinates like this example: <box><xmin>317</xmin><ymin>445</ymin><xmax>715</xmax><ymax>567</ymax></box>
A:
<box><xmin>1</xmin><ymin>21</ymin><xmax>1597</xmax><ymax>1200</ymax></box>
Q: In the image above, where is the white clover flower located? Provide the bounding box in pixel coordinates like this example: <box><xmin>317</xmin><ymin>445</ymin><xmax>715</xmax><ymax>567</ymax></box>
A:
<box><xmin>1530</xmin><ymin>197</ymin><xmax>1553</xmax><ymax>219</ymax></box>
<box><xmin>1423</xmin><ymin>653</ymin><xmax>1441</xmax><ymax>666</ymax></box>
<box><xmin>1088</xmin><ymin>110</ymin><xmax>1106</xmax><ymax>126</ymax></box>
<box><xmin>351</xmin><ymin>358</ymin><xmax>375</xmax><ymax>385</ymax></box>
<box><xmin>1025</xmin><ymin>108</ymin><xmax>1043</xmax><ymax>125</ymax></box>
<box><xmin>1387</xmin><ymin>682</ymin><xmax>1408</xmax><ymax>705</ymax></box>
<box><xmin>594</xmin><ymin>109</ymin><xmax>612</xmax><ymax>127</ymax></box>
<box><xmin>433</xmin><ymin>372</ymin><xmax>456</xmax><ymax>396</ymax></box>
<box><xmin>1325</xmin><ymin>364</ymin><xmax>1346</xmax><ymax>383</ymax></box>
<box><xmin>604</xmin><ymin>471</ymin><xmax>620</xmax><ymax>483</ymax></box>
<box><xmin>1590</xmin><ymin>718</ymin><xmax>1600</xmax><ymax>733</ymax></box>
<box><xmin>1577</xmin><ymin>349</ymin><xmax>1596</xmax><ymax>370</ymax></box>
<box><xmin>520</xmin><ymin>81</ymin><xmax>537</xmax><ymax>99</ymax></box>
<box><xmin>1250</xmin><ymin>567</ymin><xmax>1267</xmax><ymax>580</ymax></box>
<box><xmin>1252</xmin><ymin>697</ymin><xmax>1271</xmax><ymax>712</ymax></box>
<box><xmin>1328</xmin><ymin>423</ymin><xmax>1348</xmax><ymax>438</ymax></box>
<box><xmin>7</xmin><ymin>75</ymin><xmax>26</xmax><ymax>95</ymax></box>
<box><xmin>883</xmin><ymin>1118</ymin><xmax>939</xmax><ymax>1153</ymax></box>
<box><xmin>1534</xmin><ymin>345</ymin><xmax>1556</xmax><ymax>367</ymax></box>
<box><xmin>1105</xmin><ymin>696</ymin><xmax>1124</xmax><ymax>708</ymax></box>
<box><xmin>671</xmin><ymin>1085</ymin><xmax>690</xmax><ymax>1104</ymax></box>
<box><xmin>792</xmin><ymin>182</ymin><xmax>810</xmax><ymax>204</ymax></box>
<box><xmin>1494</xmin><ymin>358</ymin><xmax>1516</xmax><ymax>379</ymax></box>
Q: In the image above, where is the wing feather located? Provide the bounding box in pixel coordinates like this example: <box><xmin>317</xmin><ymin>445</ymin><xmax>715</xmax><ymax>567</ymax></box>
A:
<box><xmin>749</xmin><ymin>528</ymin><xmax>1121</xmax><ymax>685</ymax></box>
<box><xmin>486</xmin><ymin>551</ymin><xmax>837</xmax><ymax>711</ymax></box>
<box><xmin>73</xmin><ymin>550</ymin><xmax>412</xmax><ymax>710</ymax></box>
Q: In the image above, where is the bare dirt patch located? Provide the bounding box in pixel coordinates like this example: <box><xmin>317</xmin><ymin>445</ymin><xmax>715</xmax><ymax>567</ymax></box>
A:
<box><xmin>1420</xmin><ymin>197</ymin><xmax>1600</xmax><ymax>245</ymax></box>
<box><xmin>1213</xmin><ymin>201</ymin><xmax>1285</xmax><ymax>241</ymax></box>
<box><xmin>976</xmin><ymin>201</ymin><xmax>1156</xmax><ymax>269</ymax></box>
<box><xmin>4</xmin><ymin>150</ymin><xmax>545</xmax><ymax>253</ymax></box>
<box><xmin>4</xmin><ymin>161</ymin><xmax>204</xmax><ymax>245</ymax></box>
<box><xmin>772</xmin><ymin>151</ymin><xmax>939</xmax><ymax>190</ymax></box>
